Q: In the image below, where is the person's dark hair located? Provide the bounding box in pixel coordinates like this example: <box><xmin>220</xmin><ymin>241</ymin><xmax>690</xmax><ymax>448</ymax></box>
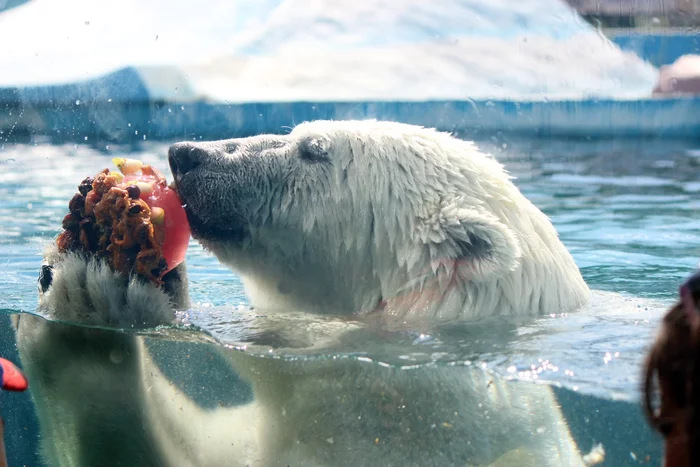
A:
<box><xmin>643</xmin><ymin>271</ymin><xmax>700</xmax><ymax>466</ymax></box>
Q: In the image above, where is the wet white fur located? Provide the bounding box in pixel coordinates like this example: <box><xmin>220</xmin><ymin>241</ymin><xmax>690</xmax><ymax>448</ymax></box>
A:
<box><xmin>37</xmin><ymin>247</ymin><xmax>173</xmax><ymax>327</ymax></box>
<box><xmin>202</xmin><ymin>120</ymin><xmax>589</xmax><ymax>322</ymax></box>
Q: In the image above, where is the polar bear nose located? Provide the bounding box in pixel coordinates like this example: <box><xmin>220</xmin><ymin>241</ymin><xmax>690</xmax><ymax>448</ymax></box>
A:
<box><xmin>168</xmin><ymin>142</ymin><xmax>203</xmax><ymax>177</ymax></box>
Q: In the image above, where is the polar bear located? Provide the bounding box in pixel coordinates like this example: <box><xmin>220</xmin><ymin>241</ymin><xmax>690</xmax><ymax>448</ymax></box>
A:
<box><xmin>170</xmin><ymin>119</ymin><xmax>589</xmax><ymax>321</ymax></box>
<box><xmin>14</xmin><ymin>120</ymin><xmax>591</xmax><ymax>467</ymax></box>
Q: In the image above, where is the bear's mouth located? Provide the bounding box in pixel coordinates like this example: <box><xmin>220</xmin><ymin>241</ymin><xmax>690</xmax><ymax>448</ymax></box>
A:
<box><xmin>181</xmin><ymin>203</ymin><xmax>249</xmax><ymax>243</ymax></box>
<box><xmin>168</xmin><ymin>157</ymin><xmax>250</xmax><ymax>244</ymax></box>
<box><xmin>172</xmin><ymin>178</ymin><xmax>249</xmax><ymax>243</ymax></box>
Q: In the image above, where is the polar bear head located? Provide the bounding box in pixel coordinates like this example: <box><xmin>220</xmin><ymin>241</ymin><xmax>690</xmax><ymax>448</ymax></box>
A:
<box><xmin>170</xmin><ymin>120</ymin><xmax>588</xmax><ymax>321</ymax></box>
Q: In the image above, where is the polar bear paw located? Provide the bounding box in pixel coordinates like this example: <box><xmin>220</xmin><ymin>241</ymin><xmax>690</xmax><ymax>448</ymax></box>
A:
<box><xmin>37</xmin><ymin>244</ymin><xmax>188</xmax><ymax>328</ymax></box>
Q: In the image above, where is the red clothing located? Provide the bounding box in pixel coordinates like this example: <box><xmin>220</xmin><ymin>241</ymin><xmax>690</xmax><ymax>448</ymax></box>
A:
<box><xmin>0</xmin><ymin>358</ymin><xmax>27</xmax><ymax>392</ymax></box>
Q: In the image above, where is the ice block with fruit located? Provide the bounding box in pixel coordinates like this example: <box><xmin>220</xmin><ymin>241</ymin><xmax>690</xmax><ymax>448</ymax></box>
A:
<box><xmin>56</xmin><ymin>158</ymin><xmax>191</xmax><ymax>285</ymax></box>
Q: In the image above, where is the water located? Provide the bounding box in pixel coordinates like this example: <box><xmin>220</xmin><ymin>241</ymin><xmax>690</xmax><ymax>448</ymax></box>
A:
<box><xmin>2</xmin><ymin>137</ymin><xmax>699</xmax><ymax>465</ymax></box>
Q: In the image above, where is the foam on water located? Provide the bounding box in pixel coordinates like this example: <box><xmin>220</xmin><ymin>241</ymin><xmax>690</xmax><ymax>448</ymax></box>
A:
<box><xmin>164</xmin><ymin>289</ymin><xmax>666</xmax><ymax>403</ymax></box>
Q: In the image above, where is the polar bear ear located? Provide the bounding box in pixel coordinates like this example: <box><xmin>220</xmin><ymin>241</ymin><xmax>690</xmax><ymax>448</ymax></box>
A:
<box><xmin>429</xmin><ymin>203</ymin><xmax>522</xmax><ymax>282</ymax></box>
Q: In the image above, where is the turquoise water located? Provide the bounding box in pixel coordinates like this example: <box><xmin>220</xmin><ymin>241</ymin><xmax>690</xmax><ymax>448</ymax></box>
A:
<box><xmin>2</xmin><ymin>136</ymin><xmax>699</xmax><ymax>465</ymax></box>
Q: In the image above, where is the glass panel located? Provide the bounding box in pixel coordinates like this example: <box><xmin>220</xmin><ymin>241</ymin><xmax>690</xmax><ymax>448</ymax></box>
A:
<box><xmin>1</xmin><ymin>1</ymin><xmax>697</xmax><ymax>465</ymax></box>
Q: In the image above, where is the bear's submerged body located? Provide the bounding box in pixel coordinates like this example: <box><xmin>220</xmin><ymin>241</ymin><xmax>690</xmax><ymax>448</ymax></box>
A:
<box><xmin>15</xmin><ymin>120</ymin><xmax>597</xmax><ymax>466</ymax></box>
<box><xmin>16</xmin><ymin>293</ymin><xmax>588</xmax><ymax>467</ymax></box>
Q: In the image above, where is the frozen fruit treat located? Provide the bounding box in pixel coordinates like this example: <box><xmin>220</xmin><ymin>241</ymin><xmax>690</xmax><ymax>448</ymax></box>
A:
<box><xmin>56</xmin><ymin>158</ymin><xmax>191</xmax><ymax>284</ymax></box>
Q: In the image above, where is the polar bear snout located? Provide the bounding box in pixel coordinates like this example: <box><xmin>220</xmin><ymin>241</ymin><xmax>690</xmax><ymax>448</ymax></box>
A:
<box><xmin>167</xmin><ymin>137</ymin><xmax>277</xmax><ymax>245</ymax></box>
<box><xmin>168</xmin><ymin>142</ymin><xmax>205</xmax><ymax>180</ymax></box>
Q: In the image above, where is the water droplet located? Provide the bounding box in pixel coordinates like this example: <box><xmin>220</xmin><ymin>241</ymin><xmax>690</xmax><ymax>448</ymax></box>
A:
<box><xmin>84</xmin><ymin>136</ymin><xmax>88</xmax><ymax>141</ymax></box>
<box><xmin>134</xmin><ymin>130</ymin><xmax>138</xmax><ymax>135</ymax></box>
<box><xmin>75</xmin><ymin>100</ymin><xmax>80</xmax><ymax>105</ymax></box>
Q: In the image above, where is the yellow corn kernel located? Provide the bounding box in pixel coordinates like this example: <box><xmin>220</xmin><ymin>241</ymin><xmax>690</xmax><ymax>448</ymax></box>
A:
<box><xmin>151</xmin><ymin>207</ymin><xmax>165</xmax><ymax>225</ymax></box>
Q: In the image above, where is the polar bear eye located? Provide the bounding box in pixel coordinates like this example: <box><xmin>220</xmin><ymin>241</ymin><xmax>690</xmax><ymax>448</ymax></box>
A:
<box><xmin>298</xmin><ymin>137</ymin><xmax>330</xmax><ymax>163</ymax></box>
